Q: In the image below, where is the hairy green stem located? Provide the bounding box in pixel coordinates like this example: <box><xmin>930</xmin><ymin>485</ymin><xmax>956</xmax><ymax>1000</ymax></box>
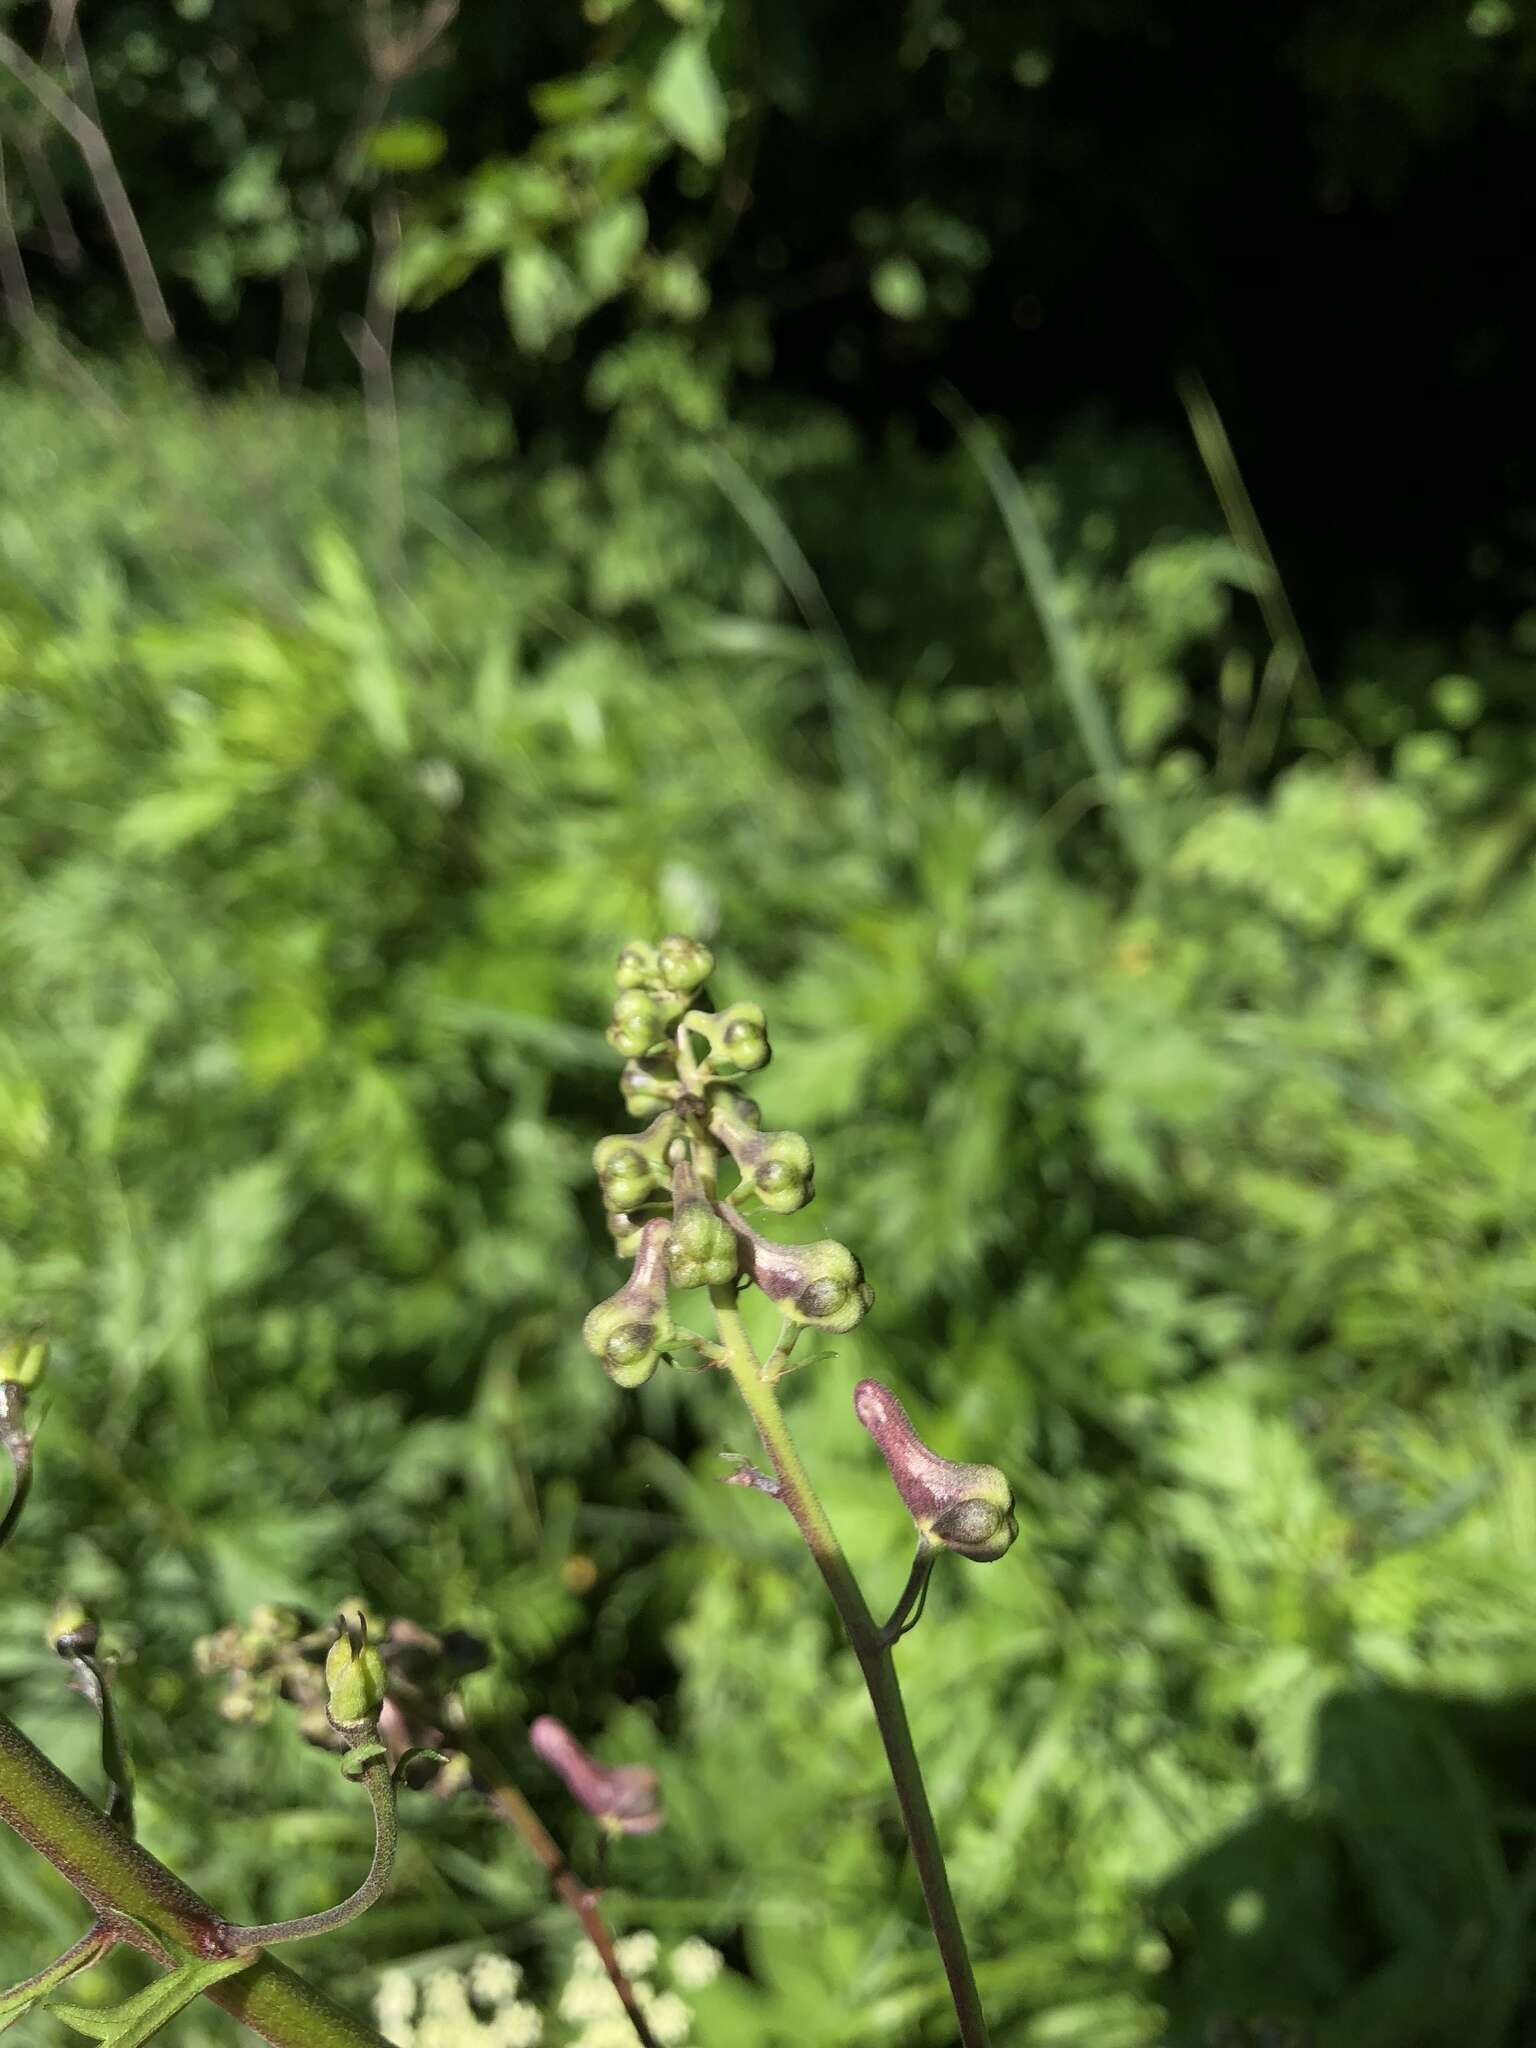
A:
<box><xmin>706</xmin><ymin>1284</ymin><xmax>993</xmax><ymax>2048</ymax></box>
<box><xmin>0</xmin><ymin>1709</ymin><xmax>390</xmax><ymax>2047</ymax></box>
<box><xmin>227</xmin><ymin>1751</ymin><xmax>396</xmax><ymax>1949</ymax></box>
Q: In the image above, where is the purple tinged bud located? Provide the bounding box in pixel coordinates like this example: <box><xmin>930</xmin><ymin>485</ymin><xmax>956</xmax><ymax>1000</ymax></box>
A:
<box><xmin>529</xmin><ymin>1715</ymin><xmax>664</xmax><ymax>1834</ymax></box>
<box><xmin>708</xmin><ymin>1091</ymin><xmax>814</xmax><ymax>1214</ymax></box>
<box><xmin>719</xmin><ymin>1204</ymin><xmax>873</xmax><ymax>1332</ymax></box>
<box><xmin>853</xmin><ymin>1380</ymin><xmax>1017</xmax><ymax>1562</ymax></box>
<box><xmin>582</xmin><ymin>1219</ymin><xmax>675</xmax><ymax>1387</ymax></box>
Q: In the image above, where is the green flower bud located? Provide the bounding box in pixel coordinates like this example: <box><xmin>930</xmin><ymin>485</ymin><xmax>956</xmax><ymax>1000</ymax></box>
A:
<box><xmin>614</xmin><ymin>940</ymin><xmax>659</xmax><ymax>990</ymax></box>
<box><xmin>720</xmin><ymin>1205</ymin><xmax>872</xmax><ymax>1332</ymax></box>
<box><xmin>592</xmin><ymin>1111</ymin><xmax>683</xmax><ymax>1213</ymax></box>
<box><xmin>853</xmin><ymin>1379</ymin><xmax>1017</xmax><ymax>1563</ymax></box>
<box><xmin>655</xmin><ymin>933</ymin><xmax>715</xmax><ymax>994</ymax></box>
<box><xmin>708</xmin><ymin>1092</ymin><xmax>814</xmax><ymax>1214</ymax></box>
<box><xmin>605</xmin><ymin>1209</ymin><xmax>647</xmax><ymax>1258</ymax></box>
<box><xmin>606</xmin><ymin>989</ymin><xmax>664</xmax><ymax>1059</ymax></box>
<box><xmin>582</xmin><ymin>1218</ymin><xmax>675</xmax><ymax>1387</ymax></box>
<box><xmin>47</xmin><ymin>1596</ymin><xmax>97</xmax><ymax>1658</ymax></box>
<box><xmin>664</xmin><ymin>1152</ymin><xmax>739</xmax><ymax>1291</ymax></box>
<box><xmin>620</xmin><ymin>1058</ymin><xmax>680</xmax><ymax>1119</ymax></box>
<box><xmin>325</xmin><ymin>1620</ymin><xmax>388</xmax><ymax>1732</ymax></box>
<box><xmin>0</xmin><ymin>1329</ymin><xmax>47</xmax><ymax>1389</ymax></box>
<box><xmin>684</xmin><ymin>1002</ymin><xmax>771</xmax><ymax>1075</ymax></box>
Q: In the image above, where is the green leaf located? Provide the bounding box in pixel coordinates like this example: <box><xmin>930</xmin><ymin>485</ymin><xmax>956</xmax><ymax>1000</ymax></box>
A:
<box><xmin>366</xmin><ymin>119</ymin><xmax>447</xmax><ymax>173</ymax></box>
<box><xmin>577</xmin><ymin>198</ymin><xmax>648</xmax><ymax>298</ymax></box>
<box><xmin>871</xmin><ymin>255</ymin><xmax>926</xmax><ymax>320</ymax></box>
<box><xmin>651</xmin><ymin>34</ymin><xmax>728</xmax><ymax>164</ymax></box>
<box><xmin>500</xmin><ymin>243</ymin><xmax>584</xmax><ymax>354</ymax></box>
<box><xmin>49</xmin><ymin>1955</ymin><xmax>252</xmax><ymax>2045</ymax></box>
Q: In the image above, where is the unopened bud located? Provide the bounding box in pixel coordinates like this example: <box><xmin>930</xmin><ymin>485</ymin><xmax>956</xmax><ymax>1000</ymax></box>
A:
<box><xmin>664</xmin><ymin>1154</ymin><xmax>739</xmax><ymax>1291</ymax></box>
<box><xmin>620</xmin><ymin>1058</ymin><xmax>680</xmax><ymax>1119</ymax></box>
<box><xmin>0</xmin><ymin>1329</ymin><xmax>47</xmax><ymax>1389</ymax></box>
<box><xmin>604</xmin><ymin>1209</ymin><xmax>646</xmax><ymax>1258</ymax></box>
<box><xmin>606</xmin><ymin>989</ymin><xmax>664</xmax><ymax>1059</ymax></box>
<box><xmin>853</xmin><ymin>1379</ymin><xmax>1017</xmax><ymax>1563</ymax></box>
<box><xmin>582</xmin><ymin>1219</ymin><xmax>675</xmax><ymax>1387</ymax></box>
<box><xmin>614</xmin><ymin>941</ymin><xmax>658</xmax><ymax>990</ymax></box>
<box><xmin>709</xmin><ymin>1091</ymin><xmax>814</xmax><ymax>1214</ymax></box>
<box><xmin>529</xmin><ymin>1715</ymin><xmax>664</xmax><ymax>1835</ymax></box>
<box><xmin>325</xmin><ymin>1619</ymin><xmax>388</xmax><ymax>1733</ymax></box>
<box><xmin>684</xmin><ymin>1002</ymin><xmax>770</xmax><ymax>1075</ymax></box>
<box><xmin>47</xmin><ymin>1596</ymin><xmax>98</xmax><ymax>1659</ymax></box>
<box><xmin>592</xmin><ymin>1111</ymin><xmax>683</xmax><ymax>1213</ymax></box>
<box><xmin>655</xmin><ymin>934</ymin><xmax>715</xmax><ymax>994</ymax></box>
<box><xmin>721</xmin><ymin>1206</ymin><xmax>872</xmax><ymax>1332</ymax></box>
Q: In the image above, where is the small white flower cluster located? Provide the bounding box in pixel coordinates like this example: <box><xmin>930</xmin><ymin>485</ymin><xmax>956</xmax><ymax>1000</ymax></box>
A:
<box><xmin>375</xmin><ymin>1932</ymin><xmax>723</xmax><ymax>2048</ymax></box>
<box><xmin>557</xmin><ymin>1930</ymin><xmax>720</xmax><ymax>2048</ymax></box>
<box><xmin>374</xmin><ymin>1955</ymin><xmax>543</xmax><ymax>2048</ymax></box>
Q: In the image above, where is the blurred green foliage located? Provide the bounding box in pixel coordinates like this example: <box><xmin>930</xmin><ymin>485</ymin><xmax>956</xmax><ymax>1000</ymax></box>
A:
<box><xmin>2</xmin><ymin>344</ymin><xmax>1535</xmax><ymax>2046</ymax></box>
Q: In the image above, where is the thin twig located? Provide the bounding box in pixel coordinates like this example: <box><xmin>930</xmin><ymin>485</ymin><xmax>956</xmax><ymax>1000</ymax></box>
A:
<box><xmin>343</xmin><ymin>190</ymin><xmax>404</xmax><ymax>566</ymax></box>
<box><xmin>876</xmin><ymin>1543</ymin><xmax>936</xmax><ymax>1648</ymax></box>
<box><xmin>0</xmin><ymin>24</ymin><xmax>172</xmax><ymax>344</ymax></box>
<box><xmin>399</xmin><ymin>1700</ymin><xmax>662</xmax><ymax>2048</ymax></box>
<box><xmin>16</xmin><ymin>133</ymin><xmax>81</xmax><ymax>269</ymax></box>
<box><xmin>0</xmin><ymin>141</ymin><xmax>38</xmax><ymax>330</ymax></box>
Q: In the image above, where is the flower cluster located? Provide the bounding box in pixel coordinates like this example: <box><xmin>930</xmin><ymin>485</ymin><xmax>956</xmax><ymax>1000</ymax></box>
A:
<box><xmin>582</xmin><ymin>937</ymin><xmax>873</xmax><ymax>1389</ymax></box>
<box><xmin>586</xmin><ymin>936</ymin><xmax>1017</xmax><ymax>1606</ymax></box>
<box><xmin>374</xmin><ymin>1934</ymin><xmax>723</xmax><ymax>2048</ymax></box>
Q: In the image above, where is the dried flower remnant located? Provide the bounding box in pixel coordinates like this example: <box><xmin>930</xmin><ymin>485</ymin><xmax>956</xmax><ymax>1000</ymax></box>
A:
<box><xmin>853</xmin><ymin>1379</ymin><xmax>1017</xmax><ymax>1562</ymax></box>
<box><xmin>530</xmin><ymin>1715</ymin><xmax>665</xmax><ymax>1836</ymax></box>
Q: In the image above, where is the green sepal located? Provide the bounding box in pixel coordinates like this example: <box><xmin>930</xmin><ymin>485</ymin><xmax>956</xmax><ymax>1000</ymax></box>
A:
<box><xmin>48</xmin><ymin>1954</ymin><xmax>253</xmax><ymax>2045</ymax></box>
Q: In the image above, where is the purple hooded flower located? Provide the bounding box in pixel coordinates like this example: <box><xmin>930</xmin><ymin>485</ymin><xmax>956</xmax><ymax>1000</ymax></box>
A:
<box><xmin>529</xmin><ymin>1716</ymin><xmax>665</xmax><ymax>1835</ymax></box>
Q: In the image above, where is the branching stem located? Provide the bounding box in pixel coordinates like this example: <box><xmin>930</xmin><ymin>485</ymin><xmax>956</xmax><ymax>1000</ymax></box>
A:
<box><xmin>0</xmin><ymin>1709</ymin><xmax>390</xmax><ymax>2046</ymax></box>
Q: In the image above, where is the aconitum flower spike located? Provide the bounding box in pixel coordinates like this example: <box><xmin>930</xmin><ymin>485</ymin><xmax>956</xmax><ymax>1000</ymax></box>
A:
<box><xmin>720</xmin><ymin>1204</ymin><xmax>873</xmax><ymax>1332</ymax></box>
<box><xmin>582</xmin><ymin>1219</ymin><xmax>675</xmax><ymax>1387</ymax></box>
<box><xmin>592</xmin><ymin>1111</ymin><xmax>684</xmax><ymax>1213</ymax></box>
<box><xmin>708</xmin><ymin>1090</ymin><xmax>815</xmax><ymax>1214</ymax></box>
<box><xmin>664</xmin><ymin>1152</ymin><xmax>739</xmax><ymax>1291</ymax></box>
<box><xmin>529</xmin><ymin>1715</ymin><xmax>664</xmax><ymax>1834</ymax></box>
<box><xmin>853</xmin><ymin>1380</ymin><xmax>1017</xmax><ymax>1562</ymax></box>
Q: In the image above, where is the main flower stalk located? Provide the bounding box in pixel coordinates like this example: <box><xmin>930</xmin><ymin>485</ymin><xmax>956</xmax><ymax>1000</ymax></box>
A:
<box><xmin>584</xmin><ymin>937</ymin><xmax>1007</xmax><ymax>2048</ymax></box>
